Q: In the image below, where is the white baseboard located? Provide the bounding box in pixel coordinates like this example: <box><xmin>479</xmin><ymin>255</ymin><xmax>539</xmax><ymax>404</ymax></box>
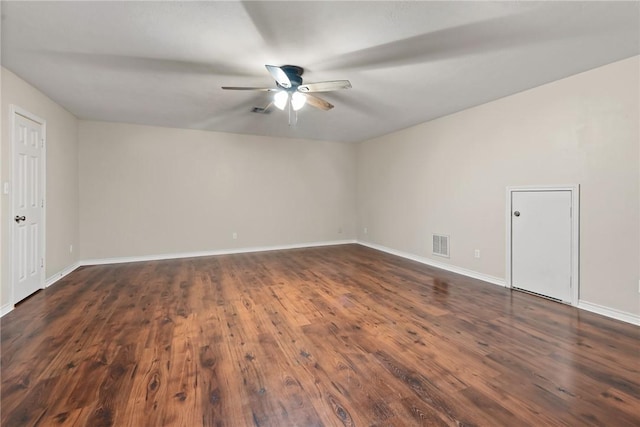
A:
<box><xmin>1</xmin><ymin>303</ymin><xmax>14</xmax><ymax>317</ymax></box>
<box><xmin>80</xmin><ymin>239</ymin><xmax>358</xmax><ymax>266</ymax></box>
<box><xmin>357</xmin><ymin>240</ymin><xmax>640</xmax><ymax>326</ymax></box>
<box><xmin>3</xmin><ymin>241</ymin><xmax>356</xmax><ymax>318</ymax></box>
<box><xmin>14</xmin><ymin>240</ymin><xmax>639</xmax><ymax>327</ymax></box>
<box><xmin>578</xmin><ymin>300</ymin><xmax>640</xmax><ymax>326</ymax></box>
<box><xmin>357</xmin><ymin>240</ymin><xmax>507</xmax><ymax>288</ymax></box>
<box><xmin>46</xmin><ymin>261</ymin><xmax>81</xmax><ymax>288</ymax></box>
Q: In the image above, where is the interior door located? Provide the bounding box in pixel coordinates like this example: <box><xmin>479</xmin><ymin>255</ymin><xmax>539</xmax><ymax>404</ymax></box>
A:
<box><xmin>12</xmin><ymin>110</ymin><xmax>45</xmax><ymax>303</ymax></box>
<box><xmin>511</xmin><ymin>190</ymin><xmax>572</xmax><ymax>302</ymax></box>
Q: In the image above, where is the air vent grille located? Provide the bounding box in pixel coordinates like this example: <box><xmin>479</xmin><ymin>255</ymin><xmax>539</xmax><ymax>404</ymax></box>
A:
<box><xmin>432</xmin><ymin>234</ymin><xmax>450</xmax><ymax>258</ymax></box>
<box><xmin>251</xmin><ymin>106</ymin><xmax>271</xmax><ymax>114</ymax></box>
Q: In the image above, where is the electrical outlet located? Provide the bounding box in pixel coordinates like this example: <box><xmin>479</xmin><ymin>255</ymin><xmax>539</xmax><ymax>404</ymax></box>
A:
<box><xmin>364</xmin><ymin>227</ymin><xmax>368</xmax><ymax>234</ymax></box>
<box><xmin>338</xmin><ymin>227</ymin><xmax>343</xmax><ymax>234</ymax></box>
<box><xmin>474</xmin><ymin>249</ymin><xmax>480</xmax><ymax>259</ymax></box>
<box><xmin>69</xmin><ymin>245</ymin><xmax>73</xmax><ymax>253</ymax></box>
<box><xmin>232</xmin><ymin>232</ymin><xmax>238</xmax><ymax>240</ymax></box>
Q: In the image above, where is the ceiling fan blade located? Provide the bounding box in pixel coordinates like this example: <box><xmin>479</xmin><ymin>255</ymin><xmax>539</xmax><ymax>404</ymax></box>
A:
<box><xmin>304</xmin><ymin>94</ymin><xmax>334</xmax><ymax>111</ymax></box>
<box><xmin>221</xmin><ymin>86</ymin><xmax>278</xmax><ymax>91</ymax></box>
<box><xmin>251</xmin><ymin>101</ymin><xmax>274</xmax><ymax>114</ymax></box>
<box><xmin>297</xmin><ymin>80</ymin><xmax>352</xmax><ymax>93</ymax></box>
<box><xmin>265</xmin><ymin>65</ymin><xmax>292</xmax><ymax>88</ymax></box>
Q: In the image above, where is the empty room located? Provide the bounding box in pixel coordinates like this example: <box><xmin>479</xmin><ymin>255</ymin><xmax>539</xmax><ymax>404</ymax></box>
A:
<box><xmin>1</xmin><ymin>1</ymin><xmax>639</xmax><ymax>426</ymax></box>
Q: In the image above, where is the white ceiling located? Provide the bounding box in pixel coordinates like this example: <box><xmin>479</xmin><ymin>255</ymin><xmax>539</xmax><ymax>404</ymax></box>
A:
<box><xmin>2</xmin><ymin>1</ymin><xmax>639</xmax><ymax>143</ymax></box>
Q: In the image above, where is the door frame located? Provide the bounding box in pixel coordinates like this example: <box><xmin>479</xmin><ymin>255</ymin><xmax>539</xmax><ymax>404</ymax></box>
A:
<box><xmin>505</xmin><ymin>185</ymin><xmax>580</xmax><ymax>305</ymax></box>
<box><xmin>10</xmin><ymin>105</ymin><xmax>47</xmax><ymax>306</ymax></box>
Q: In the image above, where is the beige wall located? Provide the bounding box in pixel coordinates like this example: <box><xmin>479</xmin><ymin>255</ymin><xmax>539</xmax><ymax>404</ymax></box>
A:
<box><xmin>79</xmin><ymin>121</ymin><xmax>356</xmax><ymax>260</ymax></box>
<box><xmin>1</xmin><ymin>68</ymin><xmax>80</xmax><ymax>308</ymax></box>
<box><xmin>357</xmin><ymin>56</ymin><xmax>640</xmax><ymax>315</ymax></box>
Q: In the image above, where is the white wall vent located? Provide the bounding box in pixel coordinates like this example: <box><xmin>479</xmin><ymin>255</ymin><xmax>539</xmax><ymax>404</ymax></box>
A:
<box><xmin>432</xmin><ymin>234</ymin><xmax>450</xmax><ymax>258</ymax></box>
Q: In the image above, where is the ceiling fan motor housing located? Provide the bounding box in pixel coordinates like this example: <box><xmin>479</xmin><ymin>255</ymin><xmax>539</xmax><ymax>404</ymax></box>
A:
<box><xmin>279</xmin><ymin>65</ymin><xmax>304</xmax><ymax>89</ymax></box>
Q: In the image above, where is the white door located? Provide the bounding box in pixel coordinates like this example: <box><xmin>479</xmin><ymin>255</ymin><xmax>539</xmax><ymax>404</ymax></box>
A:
<box><xmin>12</xmin><ymin>109</ymin><xmax>45</xmax><ymax>303</ymax></box>
<box><xmin>511</xmin><ymin>190</ymin><xmax>572</xmax><ymax>302</ymax></box>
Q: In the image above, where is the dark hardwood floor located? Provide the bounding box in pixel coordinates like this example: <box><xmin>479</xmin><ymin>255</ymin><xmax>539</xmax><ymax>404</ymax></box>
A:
<box><xmin>1</xmin><ymin>244</ymin><xmax>639</xmax><ymax>426</ymax></box>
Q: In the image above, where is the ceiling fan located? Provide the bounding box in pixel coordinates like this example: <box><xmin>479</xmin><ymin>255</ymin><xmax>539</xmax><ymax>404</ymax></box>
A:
<box><xmin>222</xmin><ymin>65</ymin><xmax>351</xmax><ymax>124</ymax></box>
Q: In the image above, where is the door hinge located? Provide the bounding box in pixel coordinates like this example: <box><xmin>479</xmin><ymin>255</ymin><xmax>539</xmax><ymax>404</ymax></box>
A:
<box><xmin>41</xmin><ymin>139</ymin><xmax>45</xmax><ymax>149</ymax></box>
<box><xmin>41</xmin><ymin>199</ymin><xmax>44</xmax><ymax>208</ymax></box>
<box><xmin>40</xmin><ymin>258</ymin><xmax>44</xmax><ymax>268</ymax></box>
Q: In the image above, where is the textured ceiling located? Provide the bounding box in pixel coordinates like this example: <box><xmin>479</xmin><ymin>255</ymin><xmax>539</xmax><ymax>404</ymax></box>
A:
<box><xmin>2</xmin><ymin>1</ymin><xmax>639</xmax><ymax>142</ymax></box>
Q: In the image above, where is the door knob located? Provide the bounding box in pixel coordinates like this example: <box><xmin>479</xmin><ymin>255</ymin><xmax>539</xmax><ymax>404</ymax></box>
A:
<box><xmin>513</xmin><ymin>211</ymin><xmax>520</xmax><ymax>217</ymax></box>
<box><xmin>14</xmin><ymin>215</ymin><xmax>26</xmax><ymax>223</ymax></box>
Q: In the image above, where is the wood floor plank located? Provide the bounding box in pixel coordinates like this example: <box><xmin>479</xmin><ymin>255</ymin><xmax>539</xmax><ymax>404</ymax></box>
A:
<box><xmin>2</xmin><ymin>244</ymin><xmax>639</xmax><ymax>426</ymax></box>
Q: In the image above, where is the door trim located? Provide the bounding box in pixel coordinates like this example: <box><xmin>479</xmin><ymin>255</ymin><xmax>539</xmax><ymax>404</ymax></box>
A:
<box><xmin>505</xmin><ymin>185</ymin><xmax>580</xmax><ymax>305</ymax></box>
<box><xmin>10</xmin><ymin>105</ymin><xmax>47</xmax><ymax>306</ymax></box>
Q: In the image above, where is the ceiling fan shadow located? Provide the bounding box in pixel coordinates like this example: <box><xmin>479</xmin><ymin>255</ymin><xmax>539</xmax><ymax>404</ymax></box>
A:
<box><xmin>313</xmin><ymin>8</ymin><xmax>620</xmax><ymax>71</ymax></box>
<box><xmin>32</xmin><ymin>50</ymin><xmax>256</xmax><ymax>77</ymax></box>
<box><xmin>240</xmin><ymin>1</ymin><xmax>284</xmax><ymax>49</ymax></box>
<box><xmin>324</xmin><ymin>91</ymin><xmax>383</xmax><ymax>117</ymax></box>
<box><xmin>192</xmin><ymin>95</ymin><xmax>271</xmax><ymax>129</ymax></box>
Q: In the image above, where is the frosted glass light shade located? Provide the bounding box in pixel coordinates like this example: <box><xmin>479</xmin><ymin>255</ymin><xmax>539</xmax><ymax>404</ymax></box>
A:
<box><xmin>291</xmin><ymin>92</ymin><xmax>307</xmax><ymax>111</ymax></box>
<box><xmin>274</xmin><ymin>91</ymin><xmax>289</xmax><ymax>110</ymax></box>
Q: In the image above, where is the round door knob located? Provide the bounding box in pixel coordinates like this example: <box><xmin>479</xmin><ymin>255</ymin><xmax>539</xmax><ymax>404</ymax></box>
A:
<box><xmin>513</xmin><ymin>211</ymin><xmax>520</xmax><ymax>217</ymax></box>
<box><xmin>14</xmin><ymin>215</ymin><xmax>26</xmax><ymax>223</ymax></box>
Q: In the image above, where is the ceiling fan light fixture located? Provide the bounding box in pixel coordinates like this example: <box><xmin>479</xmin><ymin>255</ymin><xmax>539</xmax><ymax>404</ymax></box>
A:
<box><xmin>274</xmin><ymin>91</ymin><xmax>288</xmax><ymax>110</ymax></box>
<box><xmin>223</xmin><ymin>64</ymin><xmax>350</xmax><ymax>117</ymax></box>
<box><xmin>291</xmin><ymin>92</ymin><xmax>306</xmax><ymax>111</ymax></box>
